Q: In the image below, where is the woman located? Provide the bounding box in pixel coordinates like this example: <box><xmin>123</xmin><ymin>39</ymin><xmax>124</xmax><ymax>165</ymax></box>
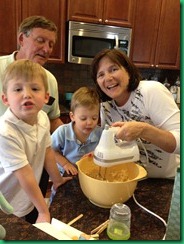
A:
<box><xmin>91</xmin><ymin>48</ymin><xmax>180</xmax><ymax>178</ymax></box>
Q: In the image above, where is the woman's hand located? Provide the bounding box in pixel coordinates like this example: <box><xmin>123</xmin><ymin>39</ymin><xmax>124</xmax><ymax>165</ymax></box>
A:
<box><xmin>112</xmin><ymin>121</ymin><xmax>144</xmax><ymax>141</ymax></box>
<box><xmin>112</xmin><ymin>121</ymin><xmax>177</xmax><ymax>153</ymax></box>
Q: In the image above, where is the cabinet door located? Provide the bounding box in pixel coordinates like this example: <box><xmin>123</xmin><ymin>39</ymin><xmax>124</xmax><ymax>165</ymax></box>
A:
<box><xmin>67</xmin><ymin>0</ymin><xmax>103</xmax><ymax>23</ymax></box>
<box><xmin>0</xmin><ymin>0</ymin><xmax>21</xmax><ymax>56</ymax></box>
<box><xmin>21</xmin><ymin>0</ymin><xmax>66</xmax><ymax>63</ymax></box>
<box><xmin>131</xmin><ymin>0</ymin><xmax>162</xmax><ymax>67</ymax></box>
<box><xmin>131</xmin><ymin>0</ymin><xmax>180</xmax><ymax>69</ymax></box>
<box><xmin>154</xmin><ymin>0</ymin><xmax>180</xmax><ymax>69</ymax></box>
<box><xmin>67</xmin><ymin>0</ymin><xmax>135</xmax><ymax>26</ymax></box>
<box><xmin>103</xmin><ymin>0</ymin><xmax>135</xmax><ymax>27</ymax></box>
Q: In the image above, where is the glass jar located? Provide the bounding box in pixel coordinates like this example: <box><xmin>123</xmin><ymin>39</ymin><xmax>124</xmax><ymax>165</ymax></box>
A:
<box><xmin>107</xmin><ymin>203</ymin><xmax>131</xmax><ymax>240</ymax></box>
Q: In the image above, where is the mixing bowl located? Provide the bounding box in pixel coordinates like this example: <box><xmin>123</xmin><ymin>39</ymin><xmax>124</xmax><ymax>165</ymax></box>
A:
<box><xmin>76</xmin><ymin>157</ymin><xmax>147</xmax><ymax>208</ymax></box>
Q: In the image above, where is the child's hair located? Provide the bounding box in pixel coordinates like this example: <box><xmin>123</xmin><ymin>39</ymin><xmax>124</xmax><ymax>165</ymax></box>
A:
<box><xmin>2</xmin><ymin>59</ymin><xmax>48</xmax><ymax>94</ymax></box>
<box><xmin>70</xmin><ymin>87</ymin><xmax>100</xmax><ymax>113</ymax></box>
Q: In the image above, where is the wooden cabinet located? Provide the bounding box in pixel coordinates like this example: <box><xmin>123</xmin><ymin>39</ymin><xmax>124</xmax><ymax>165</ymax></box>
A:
<box><xmin>60</xmin><ymin>113</ymin><xmax>70</xmax><ymax>124</ymax></box>
<box><xmin>0</xmin><ymin>0</ymin><xmax>66</xmax><ymax>63</ymax></box>
<box><xmin>131</xmin><ymin>0</ymin><xmax>180</xmax><ymax>69</ymax></box>
<box><xmin>0</xmin><ymin>0</ymin><xmax>21</xmax><ymax>56</ymax></box>
<box><xmin>67</xmin><ymin>0</ymin><xmax>135</xmax><ymax>27</ymax></box>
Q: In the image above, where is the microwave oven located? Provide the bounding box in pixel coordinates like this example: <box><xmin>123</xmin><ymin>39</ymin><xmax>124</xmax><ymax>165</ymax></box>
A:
<box><xmin>68</xmin><ymin>21</ymin><xmax>132</xmax><ymax>65</ymax></box>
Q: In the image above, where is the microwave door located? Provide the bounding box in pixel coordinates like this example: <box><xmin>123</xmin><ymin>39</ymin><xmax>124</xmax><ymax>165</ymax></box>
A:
<box><xmin>69</xmin><ymin>37</ymin><xmax>117</xmax><ymax>65</ymax></box>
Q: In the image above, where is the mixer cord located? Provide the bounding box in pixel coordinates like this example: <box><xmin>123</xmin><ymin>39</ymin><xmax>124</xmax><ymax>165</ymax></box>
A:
<box><xmin>133</xmin><ymin>194</ymin><xmax>167</xmax><ymax>240</ymax></box>
<box><xmin>134</xmin><ymin>138</ymin><xmax>167</xmax><ymax>240</ymax></box>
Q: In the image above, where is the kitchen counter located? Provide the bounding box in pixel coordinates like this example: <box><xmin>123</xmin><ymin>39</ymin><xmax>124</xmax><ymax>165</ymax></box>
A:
<box><xmin>0</xmin><ymin>212</ymin><xmax>55</xmax><ymax>240</ymax></box>
<box><xmin>1</xmin><ymin>177</ymin><xmax>174</xmax><ymax>240</ymax></box>
<box><xmin>50</xmin><ymin>177</ymin><xmax>174</xmax><ymax>240</ymax></box>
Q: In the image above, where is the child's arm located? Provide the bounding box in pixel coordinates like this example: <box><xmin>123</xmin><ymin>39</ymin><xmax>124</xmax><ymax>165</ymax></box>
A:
<box><xmin>54</xmin><ymin>150</ymin><xmax>78</xmax><ymax>175</ymax></box>
<box><xmin>13</xmin><ymin>164</ymin><xmax>50</xmax><ymax>223</ymax></box>
<box><xmin>44</xmin><ymin>146</ymin><xmax>72</xmax><ymax>190</ymax></box>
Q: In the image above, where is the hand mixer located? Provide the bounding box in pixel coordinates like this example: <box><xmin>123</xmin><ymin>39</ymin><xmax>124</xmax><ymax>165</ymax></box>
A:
<box><xmin>93</xmin><ymin>125</ymin><xmax>140</xmax><ymax>167</ymax></box>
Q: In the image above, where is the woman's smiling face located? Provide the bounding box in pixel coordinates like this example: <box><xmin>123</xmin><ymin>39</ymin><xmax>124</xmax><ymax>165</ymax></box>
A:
<box><xmin>96</xmin><ymin>56</ymin><xmax>131</xmax><ymax>106</ymax></box>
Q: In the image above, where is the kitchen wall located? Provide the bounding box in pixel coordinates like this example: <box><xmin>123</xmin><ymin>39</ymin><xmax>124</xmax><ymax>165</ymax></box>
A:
<box><xmin>44</xmin><ymin>62</ymin><xmax>180</xmax><ymax>107</ymax></box>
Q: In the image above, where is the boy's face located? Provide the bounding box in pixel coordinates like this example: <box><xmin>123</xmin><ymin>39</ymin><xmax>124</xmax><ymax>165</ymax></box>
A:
<box><xmin>70</xmin><ymin>106</ymin><xmax>99</xmax><ymax>136</ymax></box>
<box><xmin>2</xmin><ymin>77</ymin><xmax>49</xmax><ymax>125</ymax></box>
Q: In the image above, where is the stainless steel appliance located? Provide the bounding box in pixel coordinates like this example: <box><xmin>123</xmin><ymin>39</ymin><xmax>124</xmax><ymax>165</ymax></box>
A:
<box><xmin>68</xmin><ymin>21</ymin><xmax>132</xmax><ymax>65</ymax></box>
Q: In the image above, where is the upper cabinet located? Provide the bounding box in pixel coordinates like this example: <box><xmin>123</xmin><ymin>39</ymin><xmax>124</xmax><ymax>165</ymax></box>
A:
<box><xmin>0</xmin><ymin>0</ymin><xmax>21</xmax><ymax>56</ymax></box>
<box><xmin>67</xmin><ymin>0</ymin><xmax>135</xmax><ymax>27</ymax></box>
<box><xmin>131</xmin><ymin>0</ymin><xmax>180</xmax><ymax>69</ymax></box>
<box><xmin>21</xmin><ymin>0</ymin><xmax>67</xmax><ymax>63</ymax></box>
<box><xmin>0</xmin><ymin>0</ymin><xmax>66</xmax><ymax>63</ymax></box>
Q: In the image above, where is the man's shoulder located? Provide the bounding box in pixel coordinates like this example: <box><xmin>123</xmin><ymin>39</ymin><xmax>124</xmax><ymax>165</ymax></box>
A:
<box><xmin>43</xmin><ymin>68</ymin><xmax>56</xmax><ymax>81</ymax></box>
<box><xmin>0</xmin><ymin>53</ymin><xmax>15</xmax><ymax>73</ymax></box>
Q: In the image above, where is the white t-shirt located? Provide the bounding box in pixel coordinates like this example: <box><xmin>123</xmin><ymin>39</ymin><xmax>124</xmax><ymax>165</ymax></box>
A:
<box><xmin>0</xmin><ymin>52</ymin><xmax>60</xmax><ymax>119</ymax></box>
<box><xmin>0</xmin><ymin>108</ymin><xmax>51</xmax><ymax>217</ymax></box>
<box><xmin>100</xmin><ymin>80</ymin><xmax>180</xmax><ymax>178</ymax></box>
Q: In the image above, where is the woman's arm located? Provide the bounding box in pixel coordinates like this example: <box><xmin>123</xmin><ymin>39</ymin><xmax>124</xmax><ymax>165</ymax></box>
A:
<box><xmin>13</xmin><ymin>164</ymin><xmax>50</xmax><ymax>223</ymax></box>
<box><xmin>113</xmin><ymin>120</ymin><xmax>178</xmax><ymax>153</ymax></box>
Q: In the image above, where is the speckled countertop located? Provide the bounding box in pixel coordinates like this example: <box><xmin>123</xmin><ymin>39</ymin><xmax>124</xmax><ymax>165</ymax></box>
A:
<box><xmin>1</xmin><ymin>177</ymin><xmax>174</xmax><ymax>240</ymax></box>
<box><xmin>0</xmin><ymin>212</ymin><xmax>55</xmax><ymax>240</ymax></box>
<box><xmin>50</xmin><ymin>177</ymin><xmax>174</xmax><ymax>240</ymax></box>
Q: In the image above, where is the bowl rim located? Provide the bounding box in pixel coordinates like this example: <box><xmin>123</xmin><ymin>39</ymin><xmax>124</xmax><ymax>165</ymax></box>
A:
<box><xmin>77</xmin><ymin>159</ymin><xmax>147</xmax><ymax>184</ymax></box>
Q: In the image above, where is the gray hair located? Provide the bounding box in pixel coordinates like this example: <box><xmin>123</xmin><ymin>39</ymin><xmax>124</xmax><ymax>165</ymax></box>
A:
<box><xmin>18</xmin><ymin>15</ymin><xmax>57</xmax><ymax>37</ymax></box>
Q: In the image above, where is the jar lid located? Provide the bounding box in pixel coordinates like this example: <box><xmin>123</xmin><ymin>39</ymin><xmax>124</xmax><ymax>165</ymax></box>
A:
<box><xmin>110</xmin><ymin>203</ymin><xmax>131</xmax><ymax>220</ymax></box>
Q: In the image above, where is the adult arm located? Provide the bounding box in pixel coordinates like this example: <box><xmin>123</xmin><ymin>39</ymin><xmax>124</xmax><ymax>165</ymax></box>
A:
<box><xmin>113</xmin><ymin>120</ymin><xmax>177</xmax><ymax>153</ymax></box>
<box><xmin>50</xmin><ymin>117</ymin><xmax>63</xmax><ymax>133</ymax></box>
<box><xmin>113</xmin><ymin>82</ymin><xmax>180</xmax><ymax>154</ymax></box>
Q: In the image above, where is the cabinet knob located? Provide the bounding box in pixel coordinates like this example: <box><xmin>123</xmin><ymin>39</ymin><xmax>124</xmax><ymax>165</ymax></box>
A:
<box><xmin>99</xmin><ymin>19</ymin><xmax>102</xmax><ymax>22</ymax></box>
<box><xmin>155</xmin><ymin>65</ymin><xmax>158</xmax><ymax>67</ymax></box>
<box><xmin>105</xmin><ymin>19</ymin><xmax>108</xmax><ymax>23</ymax></box>
<box><xmin>151</xmin><ymin>64</ymin><xmax>154</xmax><ymax>67</ymax></box>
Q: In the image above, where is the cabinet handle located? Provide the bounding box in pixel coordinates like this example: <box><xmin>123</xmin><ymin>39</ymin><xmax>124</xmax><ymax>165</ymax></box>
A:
<box><xmin>99</xmin><ymin>19</ymin><xmax>102</xmax><ymax>22</ymax></box>
<box><xmin>105</xmin><ymin>19</ymin><xmax>108</xmax><ymax>23</ymax></box>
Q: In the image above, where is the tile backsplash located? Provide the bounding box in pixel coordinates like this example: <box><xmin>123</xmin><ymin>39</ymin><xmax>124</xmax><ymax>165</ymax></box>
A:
<box><xmin>44</xmin><ymin>62</ymin><xmax>180</xmax><ymax>106</ymax></box>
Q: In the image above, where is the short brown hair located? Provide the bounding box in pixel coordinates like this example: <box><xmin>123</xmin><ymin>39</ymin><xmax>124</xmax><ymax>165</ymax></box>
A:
<box><xmin>18</xmin><ymin>15</ymin><xmax>57</xmax><ymax>37</ymax></box>
<box><xmin>2</xmin><ymin>59</ymin><xmax>48</xmax><ymax>94</ymax></box>
<box><xmin>70</xmin><ymin>87</ymin><xmax>100</xmax><ymax>113</ymax></box>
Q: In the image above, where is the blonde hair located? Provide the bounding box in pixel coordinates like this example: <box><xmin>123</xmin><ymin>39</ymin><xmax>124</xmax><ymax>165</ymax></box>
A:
<box><xmin>70</xmin><ymin>87</ymin><xmax>100</xmax><ymax>113</ymax></box>
<box><xmin>2</xmin><ymin>59</ymin><xmax>48</xmax><ymax>94</ymax></box>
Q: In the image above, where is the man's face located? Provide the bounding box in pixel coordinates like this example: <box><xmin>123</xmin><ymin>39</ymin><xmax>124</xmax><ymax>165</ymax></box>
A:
<box><xmin>18</xmin><ymin>28</ymin><xmax>56</xmax><ymax>66</ymax></box>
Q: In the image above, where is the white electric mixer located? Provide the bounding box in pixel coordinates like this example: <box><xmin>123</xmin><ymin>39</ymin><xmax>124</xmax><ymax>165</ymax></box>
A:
<box><xmin>93</xmin><ymin>125</ymin><xmax>140</xmax><ymax>167</ymax></box>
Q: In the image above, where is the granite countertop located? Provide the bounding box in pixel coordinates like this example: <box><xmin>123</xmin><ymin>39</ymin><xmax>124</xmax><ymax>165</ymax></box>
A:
<box><xmin>0</xmin><ymin>212</ymin><xmax>55</xmax><ymax>240</ymax></box>
<box><xmin>1</xmin><ymin>177</ymin><xmax>174</xmax><ymax>240</ymax></box>
<box><xmin>50</xmin><ymin>177</ymin><xmax>174</xmax><ymax>240</ymax></box>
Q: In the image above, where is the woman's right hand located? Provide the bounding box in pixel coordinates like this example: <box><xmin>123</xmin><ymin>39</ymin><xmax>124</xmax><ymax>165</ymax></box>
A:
<box><xmin>112</xmin><ymin>121</ymin><xmax>145</xmax><ymax>141</ymax></box>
